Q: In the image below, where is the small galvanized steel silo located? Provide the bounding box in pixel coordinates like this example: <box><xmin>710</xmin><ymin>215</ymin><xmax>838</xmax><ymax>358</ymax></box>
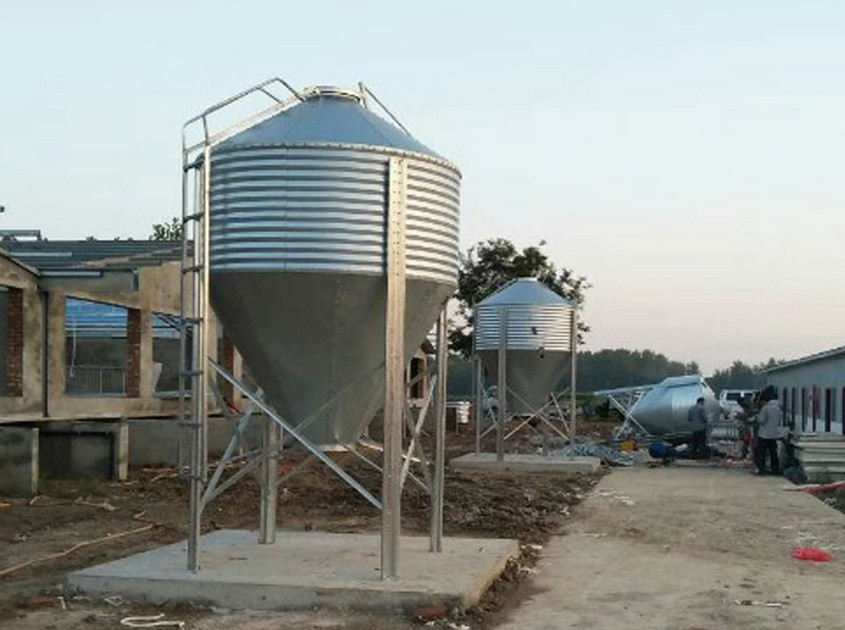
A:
<box><xmin>208</xmin><ymin>86</ymin><xmax>460</xmax><ymax>445</ymax></box>
<box><xmin>475</xmin><ymin>278</ymin><xmax>574</xmax><ymax>414</ymax></box>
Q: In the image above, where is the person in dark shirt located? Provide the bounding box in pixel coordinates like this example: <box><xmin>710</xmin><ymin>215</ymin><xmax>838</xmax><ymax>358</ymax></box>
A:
<box><xmin>687</xmin><ymin>397</ymin><xmax>708</xmax><ymax>459</ymax></box>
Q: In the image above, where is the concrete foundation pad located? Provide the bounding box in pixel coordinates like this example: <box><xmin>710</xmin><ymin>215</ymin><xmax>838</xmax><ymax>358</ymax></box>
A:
<box><xmin>450</xmin><ymin>452</ymin><xmax>601</xmax><ymax>474</ymax></box>
<box><xmin>67</xmin><ymin>530</ymin><xmax>518</xmax><ymax>612</ymax></box>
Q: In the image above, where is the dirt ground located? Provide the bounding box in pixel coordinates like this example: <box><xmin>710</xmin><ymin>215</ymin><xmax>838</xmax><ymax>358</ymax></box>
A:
<box><xmin>0</xmin><ymin>428</ymin><xmax>604</xmax><ymax>629</ymax></box>
<box><xmin>814</xmin><ymin>486</ymin><xmax>845</xmax><ymax>515</ymax></box>
<box><xmin>497</xmin><ymin>464</ymin><xmax>845</xmax><ymax>630</ymax></box>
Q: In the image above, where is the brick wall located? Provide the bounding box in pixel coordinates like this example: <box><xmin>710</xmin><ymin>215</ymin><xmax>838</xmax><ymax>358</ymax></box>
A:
<box><xmin>6</xmin><ymin>288</ymin><xmax>23</xmax><ymax>397</ymax></box>
<box><xmin>126</xmin><ymin>309</ymin><xmax>141</xmax><ymax>397</ymax></box>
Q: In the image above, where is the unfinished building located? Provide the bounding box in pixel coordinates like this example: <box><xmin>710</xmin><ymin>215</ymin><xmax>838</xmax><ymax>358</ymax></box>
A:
<box><xmin>0</xmin><ymin>237</ymin><xmax>239</xmax><ymax>493</ymax></box>
<box><xmin>0</xmin><ymin>235</ymin><xmax>437</xmax><ymax>495</ymax></box>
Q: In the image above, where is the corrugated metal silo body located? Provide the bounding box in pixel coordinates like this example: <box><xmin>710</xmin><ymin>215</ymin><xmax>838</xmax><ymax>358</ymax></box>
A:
<box><xmin>475</xmin><ymin>279</ymin><xmax>573</xmax><ymax>414</ymax></box>
<box><xmin>208</xmin><ymin>88</ymin><xmax>460</xmax><ymax>446</ymax></box>
<box><xmin>630</xmin><ymin>375</ymin><xmax>721</xmax><ymax>436</ymax></box>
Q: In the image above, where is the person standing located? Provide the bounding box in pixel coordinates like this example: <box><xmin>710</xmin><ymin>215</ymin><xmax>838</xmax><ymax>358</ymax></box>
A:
<box><xmin>755</xmin><ymin>387</ymin><xmax>783</xmax><ymax>475</ymax></box>
<box><xmin>736</xmin><ymin>395</ymin><xmax>756</xmax><ymax>460</ymax></box>
<box><xmin>687</xmin><ymin>396</ymin><xmax>708</xmax><ymax>458</ymax></box>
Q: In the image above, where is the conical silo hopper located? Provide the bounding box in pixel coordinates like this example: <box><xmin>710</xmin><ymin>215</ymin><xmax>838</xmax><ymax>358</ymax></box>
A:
<box><xmin>475</xmin><ymin>278</ymin><xmax>573</xmax><ymax>414</ymax></box>
<box><xmin>629</xmin><ymin>375</ymin><xmax>722</xmax><ymax>436</ymax></box>
<box><xmin>208</xmin><ymin>86</ymin><xmax>460</xmax><ymax>446</ymax></box>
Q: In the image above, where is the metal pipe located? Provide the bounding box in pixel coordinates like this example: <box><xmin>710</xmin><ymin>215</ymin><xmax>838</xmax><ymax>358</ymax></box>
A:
<box><xmin>474</xmin><ymin>356</ymin><xmax>482</xmax><ymax>455</ymax></box>
<box><xmin>359</xmin><ymin>83</ymin><xmax>412</xmax><ymax>136</ymax></box>
<box><xmin>200</xmin><ymin>146</ymin><xmax>212</xmax><ymax>484</ymax></box>
<box><xmin>358</xmin><ymin>81</ymin><xmax>369</xmax><ymax>109</ymax></box>
<box><xmin>381</xmin><ymin>157</ymin><xmax>407</xmax><ymax>580</ymax></box>
<box><xmin>569</xmin><ymin>309</ymin><xmax>578</xmax><ymax>452</ymax></box>
<box><xmin>183</xmin><ymin>77</ymin><xmax>302</xmax><ymax>129</ymax></box>
<box><xmin>259</xmin><ymin>417</ymin><xmax>280</xmax><ymax>544</ymax></box>
<box><xmin>430</xmin><ymin>309</ymin><xmax>447</xmax><ymax>553</ymax></box>
<box><xmin>211</xmin><ymin>360</ymin><xmax>383</xmax><ymax>510</ymax></box>
<box><xmin>400</xmin><ymin>380</ymin><xmax>435</xmax><ymax>491</ymax></box>
<box><xmin>202</xmin><ymin>380</ymin><xmax>257</xmax><ymax>507</ymax></box>
<box><xmin>497</xmin><ymin>308</ymin><xmax>508</xmax><ymax>463</ymax></box>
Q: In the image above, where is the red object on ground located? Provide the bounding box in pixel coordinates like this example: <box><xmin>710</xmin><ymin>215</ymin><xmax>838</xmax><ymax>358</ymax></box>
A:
<box><xmin>799</xmin><ymin>481</ymin><xmax>845</xmax><ymax>493</ymax></box>
<box><xmin>792</xmin><ymin>547</ymin><xmax>833</xmax><ymax>562</ymax></box>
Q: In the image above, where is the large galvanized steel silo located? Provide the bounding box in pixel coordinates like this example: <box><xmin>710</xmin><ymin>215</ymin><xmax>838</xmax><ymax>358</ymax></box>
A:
<box><xmin>475</xmin><ymin>278</ymin><xmax>573</xmax><ymax>414</ymax></box>
<box><xmin>208</xmin><ymin>86</ymin><xmax>460</xmax><ymax>446</ymax></box>
<box><xmin>629</xmin><ymin>375</ymin><xmax>722</xmax><ymax>436</ymax></box>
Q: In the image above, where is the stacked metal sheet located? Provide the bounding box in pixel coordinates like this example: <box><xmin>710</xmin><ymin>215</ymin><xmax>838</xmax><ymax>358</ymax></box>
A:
<box><xmin>795</xmin><ymin>436</ymin><xmax>845</xmax><ymax>482</ymax></box>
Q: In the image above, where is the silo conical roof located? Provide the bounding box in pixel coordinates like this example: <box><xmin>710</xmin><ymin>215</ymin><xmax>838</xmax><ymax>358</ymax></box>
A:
<box><xmin>217</xmin><ymin>87</ymin><xmax>444</xmax><ymax>160</ymax></box>
<box><xmin>479</xmin><ymin>278</ymin><xmax>572</xmax><ymax>307</ymax></box>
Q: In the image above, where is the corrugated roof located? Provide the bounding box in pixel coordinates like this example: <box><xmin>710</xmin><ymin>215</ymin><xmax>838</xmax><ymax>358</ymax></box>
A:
<box><xmin>0</xmin><ymin>247</ymin><xmax>40</xmax><ymax>276</ymax></box>
<box><xmin>764</xmin><ymin>345</ymin><xmax>845</xmax><ymax>374</ymax></box>
<box><xmin>2</xmin><ymin>240</ymin><xmax>183</xmax><ymax>272</ymax></box>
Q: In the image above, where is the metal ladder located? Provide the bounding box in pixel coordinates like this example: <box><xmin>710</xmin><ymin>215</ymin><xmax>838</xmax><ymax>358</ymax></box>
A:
<box><xmin>177</xmin><ymin>78</ymin><xmax>304</xmax><ymax>573</ymax></box>
<box><xmin>178</xmin><ymin>141</ymin><xmax>210</xmax><ymax>573</ymax></box>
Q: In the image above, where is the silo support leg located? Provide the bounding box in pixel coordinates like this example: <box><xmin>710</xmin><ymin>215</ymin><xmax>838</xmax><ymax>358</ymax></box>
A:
<box><xmin>259</xmin><ymin>418</ymin><xmax>280</xmax><ymax>544</ymax></box>
<box><xmin>382</xmin><ymin>156</ymin><xmax>407</xmax><ymax>580</ymax></box>
<box><xmin>430</xmin><ymin>310</ymin><xmax>448</xmax><ymax>553</ymax></box>
<box><xmin>496</xmin><ymin>309</ymin><xmax>508</xmax><ymax>463</ymax></box>
<box><xmin>569</xmin><ymin>309</ymin><xmax>578</xmax><ymax>454</ymax></box>
<box><xmin>474</xmin><ymin>357</ymin><xmax>483</xmax><ymax>454</ymax></box>
<box><xmin>211</xmin><ymin>360</ymin><xmax>381</xmax><ymax>510</ymax></box>
<box><xmin>502</xmin><ymin>388</ymin><xmax>568</xmax><ymax>441</ymax></box>
<box><xmin>401</xmin><ymin>393</ymin><xmax>434</xmax><ymax>491</ymax></box>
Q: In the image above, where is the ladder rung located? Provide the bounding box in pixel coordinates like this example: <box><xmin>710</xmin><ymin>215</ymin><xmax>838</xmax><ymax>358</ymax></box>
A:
<box><xmin>181</xmin><ymin>369</ymin><xmax>204</xmax><ymax>377</ymax></box>
<box><xmin>182</xmin><ymin>213</ymin><xmax>203</xmax><ymax>223</ymax></box>
<box><xmin>182</xmin><ymin>265</ymin><xmax>204</xmax><ymax>273</ymax></box>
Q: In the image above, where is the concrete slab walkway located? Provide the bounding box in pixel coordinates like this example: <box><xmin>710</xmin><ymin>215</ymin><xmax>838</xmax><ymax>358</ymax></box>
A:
<box><xmin>499</xmin><ymin>466</ymin><xmax>845</xmax><ymax>629</ymax></box>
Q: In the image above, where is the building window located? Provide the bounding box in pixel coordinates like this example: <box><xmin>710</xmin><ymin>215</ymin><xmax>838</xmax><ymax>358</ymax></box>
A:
<box><xmin>839</xmin><ymin>387</ymin><xmax>845</xmax><ymax>435</ymax></box>
<box><xmin>152</xmin><ymin>313</ymin><xmax>182</xmax><ymax>397</ymax></box>
<box><xmin>782</xmin><ymin>388</ymin><xmax>788</xmax><ymax>424</ymax></box>
<box><xmin>801</xmin><ymin>388</ymin><xmax>808</xmax><ymax>432</ymax></box>
<box><xmin>791</xmin><ymin>387</ymin><xmax>797</xmax><ymax>430</ymax></box>
<box><xmin>812</xmin><ymin>386</ymin><xmax>820</xmax><ymax>432</ymax></box>
<box><xmin>825</xmin><ymin>388</ymin><xmax>834</xmax><ymax>433</ymax></box>
<box><xmin>65</xmin><ymin>297</ymin><xmax>129</xmax><ymax>397</ymax></box>
<box><xmin>0</xmin><ymin>286</ymin><xmax>24</xmax><ymax>397</ymax></box>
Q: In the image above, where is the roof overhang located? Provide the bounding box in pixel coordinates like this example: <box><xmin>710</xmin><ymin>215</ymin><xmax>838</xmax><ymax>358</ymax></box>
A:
<box><xmin>763</xmin><ymin>346</ymin><xmax>845</xmax><ymax>374</ymax></box>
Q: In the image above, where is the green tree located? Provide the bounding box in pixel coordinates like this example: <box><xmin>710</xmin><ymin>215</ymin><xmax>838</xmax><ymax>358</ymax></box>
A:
<box><xmin>706</xmin><ymin>358</ymin><xmax>783</xmax><ymax>394</ymax></box>
<box><xmin>450</xmin><ymin>238</ymin><xmax>590</xmax><ymax>358</ymax></box>
<box><xmin>150</xmin><ymin>217</ymin><xmax>183</xmax><ymax>241</ymax></box>
<box><xmin>577</xmin><ymin>348</ymin><xmax>698</xmax><ymax>391</ymax></box>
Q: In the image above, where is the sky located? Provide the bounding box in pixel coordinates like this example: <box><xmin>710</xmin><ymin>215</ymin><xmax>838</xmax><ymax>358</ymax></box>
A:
<box><xmin>1</xmin><ymin>1</ymin><xmax>843</xmax><ymax>373</ymax></box>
